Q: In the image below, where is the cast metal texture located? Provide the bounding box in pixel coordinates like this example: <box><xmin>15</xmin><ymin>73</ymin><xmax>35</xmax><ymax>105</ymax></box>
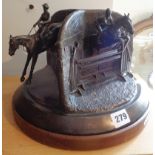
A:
<box><xmin>55</xmin><ymin>10</ymin><xmax>134</xmax><ymax>112</ymax></box>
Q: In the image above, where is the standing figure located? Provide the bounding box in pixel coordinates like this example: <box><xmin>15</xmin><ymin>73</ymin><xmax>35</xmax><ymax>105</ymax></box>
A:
<box><xmin>104</xmin><ymin>8</ymin><xmax>113</xmax><ymax>25</ymax></box>
<box><xmin>95</xmin><ymin>8</ymin><xmax>114</xmax><ymax>49</ymax></box>
<box><xmin>69</xmin><ymin>42</ymin><xmax>85</xmax><ymax>95</ymax></box>
<box><xmin>96</xmin><ymin>8</ymin><xmax>113</xmax><ymax>34</ymax></box>
<box><xmin>70</xmin><ymin>42</ymin><xmax>78</xmax><ymax>91</ymax></box>
<box><xmin>33</xmin><ymin>3</ymin><xmax>50</xmax><ymax>39</ymax></box>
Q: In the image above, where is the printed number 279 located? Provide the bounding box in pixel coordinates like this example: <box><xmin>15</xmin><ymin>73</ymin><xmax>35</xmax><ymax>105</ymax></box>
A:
<box><xmin>111</xmin><ymin>109</ymin><xmax>130</xmax><ymax>128</ymax></box>
<box><xmin>115</xmin><ymin>113</ymin><xmax>127</xmax><ymax>123</ymax></box>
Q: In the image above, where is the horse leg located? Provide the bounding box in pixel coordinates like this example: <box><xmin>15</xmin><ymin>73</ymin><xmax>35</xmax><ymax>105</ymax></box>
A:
<box><xmin>26</xmin><ymin>54</ymin><xmax>38</xmax><ymax>84</ymax></box>
<box><xmin>20</xmin><ymin>54</ymin><xmax>31</xmax><ymax>82</ymax></box>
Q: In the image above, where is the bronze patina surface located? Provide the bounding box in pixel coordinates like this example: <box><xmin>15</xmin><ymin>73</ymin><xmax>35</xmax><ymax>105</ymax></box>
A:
<box><xmin>9</xmin><ymin>6</ymin><xmax>149</xmax><ymax>149</ymax></box>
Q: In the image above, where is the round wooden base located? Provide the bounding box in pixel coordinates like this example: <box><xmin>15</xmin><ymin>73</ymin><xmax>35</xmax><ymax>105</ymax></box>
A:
<box><xmin>13</xmin><ymin>88</ymin><xmax>148</xmax><ymax>150</ymax></box>
<box><xmin>13</xmin><ymin>108</ymin><xmax>148</xmax><ymax>150</ymax></box>
<box><xmin>12</xmin><ymin>68</ymin><xmax>149</xmax><ymax>150</ymax></box>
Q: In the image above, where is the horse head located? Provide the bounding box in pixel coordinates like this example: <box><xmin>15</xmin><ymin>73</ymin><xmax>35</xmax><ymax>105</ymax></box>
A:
<box><xmin>121</xmin><ymin>13</ymin><xmax>134</xmax><ymax>35</ymax></box>
<box><xmin>9</xmin><ymin>35</ymin><xmax>19</xmax><ymax>56</ymax></box>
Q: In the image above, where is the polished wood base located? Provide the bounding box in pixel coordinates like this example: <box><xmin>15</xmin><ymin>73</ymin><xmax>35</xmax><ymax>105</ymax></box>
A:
<box><xmin>13</xmin><ymin>70</ymin><xmax>149</xmax><ymax>150</ymax></box>
<box><xmin>13</xmin><ymin>107</ymin><xmax>148</xmax><ymax>150</ymax></box>
<box><xmin>12</xmin><ymin>67</ymin><xmax>149</xmax><ymax>150</ymax></box>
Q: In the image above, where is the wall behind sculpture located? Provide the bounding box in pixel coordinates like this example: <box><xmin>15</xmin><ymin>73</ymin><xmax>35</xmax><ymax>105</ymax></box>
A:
<box><xmin>3</xmin><ymin>0</ymin><xmax>152</xmax><ymax>76</ymax></box>
<box><xmin>2</xmin><ymin>0</ymin><xmax>113</xmax><ymax>75</ymax></box>
<box><xmin>113</xmin><ymin>0</ymin><xmax>153</xmax><ymax>24</ymax></box>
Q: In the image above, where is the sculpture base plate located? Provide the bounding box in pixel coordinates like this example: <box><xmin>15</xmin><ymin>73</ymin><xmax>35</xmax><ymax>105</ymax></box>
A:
<box><xmin>13</xmin><ymin>107</ymin><xmax>148</xmax><ymax>150</ymax></box>
<box><xmin>12</xmin><ymin>66</ymin><xmax>149</xmax><ymax>150</ymax></box>
<box><xmin>12</xmin><ymin>87</ymin><xmax>149</xmax><ymax>150</ymax></box>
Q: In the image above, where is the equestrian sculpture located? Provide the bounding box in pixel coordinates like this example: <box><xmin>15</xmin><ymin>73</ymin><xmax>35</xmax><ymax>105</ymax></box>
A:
<box><xmin>9</xmin><ymin>3</ymin><xmax>61</xmax><ymax>84</ymax></box>
<box><xmin>9</xmin><ymin>7</ymin><xmax>149</xmax><ymax>150</ymax></box>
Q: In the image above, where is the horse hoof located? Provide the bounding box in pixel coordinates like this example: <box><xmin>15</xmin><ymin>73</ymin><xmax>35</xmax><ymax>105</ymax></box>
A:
<box><xmin>20</xmin><ymin>77</ymin><xmax>25</xmax><ymax>82</ymax></box>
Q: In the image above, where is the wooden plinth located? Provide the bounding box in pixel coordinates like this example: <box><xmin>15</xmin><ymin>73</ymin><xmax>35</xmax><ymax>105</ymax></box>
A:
<box><xmin>13</xmin><ymin>107</ymin><xmax>148</xmax><ymax>150</ymax></box>
<box><xmin>11</xmin><ymin>67</ymin><xmax>150</xmax><ymax>150</ymax></box>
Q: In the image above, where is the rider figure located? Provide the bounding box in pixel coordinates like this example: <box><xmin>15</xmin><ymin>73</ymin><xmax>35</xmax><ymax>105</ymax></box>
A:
<box><xmin>96</xmin><ymin>8</ymin><xmax>113</xmax><ymax>46</ymax></box>
<box><xmin>96</xmin><ymin>8</ymin><xmax>113</xmax><ymax>33</ymax></box>
<box><xmin>33</xmin><ymin>3</ymin><xmax>50</xmax><ymax>39</ymax></box>
<box><xmin>104</xmin><ymin>8</ymin><xmax>113</xmax><ymax>26</ymax></box>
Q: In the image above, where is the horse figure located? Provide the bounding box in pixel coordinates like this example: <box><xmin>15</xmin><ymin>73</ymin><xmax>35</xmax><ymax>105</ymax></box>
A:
<box><xmin>98</xmin><ymin>13</ymin><xmax>134</xmax><ymax>48</ymax></box>
<box><xmin>84</xmin><ymin>13</ymin><xmax>134</xmax><ymax>57</ymax></box>
<box><xmin>9</xmin><ymin>23</ymin><xmax>61</xmax><ymax>84</ymax></box>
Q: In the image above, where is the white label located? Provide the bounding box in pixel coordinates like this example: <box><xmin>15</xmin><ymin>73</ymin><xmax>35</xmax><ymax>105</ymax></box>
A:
<box><xmin>111</xmin><ymin>109</ymin><xmax>130</xmax><ymax>128</ymax></box>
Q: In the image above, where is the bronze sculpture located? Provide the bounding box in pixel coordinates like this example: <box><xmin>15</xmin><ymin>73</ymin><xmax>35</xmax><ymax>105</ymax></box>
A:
<box><xmin>9</xmin><ymin>10</ymin><xmax>61</xmax><ymax>84</ymax></box>
<box><xmin>9</xmin><ymin>6</ymin><xmax>149</xmax><ymax>150</ymax></box>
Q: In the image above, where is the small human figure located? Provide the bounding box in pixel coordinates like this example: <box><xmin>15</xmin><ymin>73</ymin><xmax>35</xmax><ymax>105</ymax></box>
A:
<box><xmin>69</xmin><ymin>42</ymin><xmax>85</xmax><ymax>95</ymax></box>
<box><xmin>70</xmin><ymin>42</ymin><xmax>78</xmax><ymax>90</ymax></box>
<box><xmin>33</xmin><ymin>3</ymin><xmax>50</xmax><ymax>39</ymax></box>
<box><xmin>95</xmin><ymin>8</ymin><xmax>114</xmax><ymax>48</ymax></box>
<box><xmin>96</xmin><ymin>8</ymin><xmax>113</xmax><ymax>34</ymax></box>
<box><xmin>104</xmin><ymin>8</ymin><xmax>113</xmax><ymax>25</ymax></box>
